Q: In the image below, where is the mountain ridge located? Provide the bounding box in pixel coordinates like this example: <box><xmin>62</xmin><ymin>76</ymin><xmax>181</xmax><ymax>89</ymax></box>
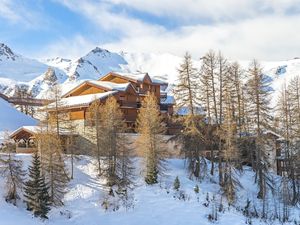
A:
<box><xmin>1</xmin><ymin>43</ymin><xmax>300</xmax><ymax>102</ymax></box>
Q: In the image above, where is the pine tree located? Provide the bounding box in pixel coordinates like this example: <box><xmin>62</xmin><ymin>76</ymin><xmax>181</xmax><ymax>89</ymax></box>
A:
<box><xmin>136</xmin><ymin>93</ymin><xmax>166</xmax><ymax>184</ymax></box>
<box><xmin>24</xmin><ymin>153</ymin><xmax>51</xmax><ymax>219</ymax></box>
<box><xmin>0</xmin><ymin>152</ymin><xmax>25</xmax><ymax>205</ymax></box>
<box><xmin>173</xmin><ymin>176</ymin><xmax>180</xmax><ymax>191</ymax></box>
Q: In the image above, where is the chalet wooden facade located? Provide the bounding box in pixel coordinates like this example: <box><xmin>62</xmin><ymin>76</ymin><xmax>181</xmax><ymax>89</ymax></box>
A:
<box><xmin>46</xmin><ymin>72</ymin><xmax>174</xmax><ymax>129</ymax></box>
<box><xmin>9</xmin><ymin>126</ymin><xmax>75</xmax><ymax>153</ymax></box>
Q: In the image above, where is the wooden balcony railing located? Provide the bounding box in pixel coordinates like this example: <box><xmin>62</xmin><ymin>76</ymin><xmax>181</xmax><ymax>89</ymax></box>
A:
<box><xmin>16</xmin><ymin>147</ymin><xmax>36</xmax><ymax>154</ymax></box>
<box><xmin>118</xmin><ymin>101</ymin><xmax>138</xmax><ymax>108</ymax></box>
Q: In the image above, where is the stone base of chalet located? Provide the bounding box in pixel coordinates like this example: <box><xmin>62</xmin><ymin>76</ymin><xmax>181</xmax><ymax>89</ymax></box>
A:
<box><xmin>65</xmin><ymin>120</ymin><xmax>182</xmax><ymax>158</ymax></box>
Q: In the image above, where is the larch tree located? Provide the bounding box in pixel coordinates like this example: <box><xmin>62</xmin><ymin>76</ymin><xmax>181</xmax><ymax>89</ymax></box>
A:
<box><xmin>277</xmin><ymin>79</ymin><xmax>300</xmax><ymax>205</ymax></box>
<box><xmin>97</xmin><ymin>96</ymin><xmax>132</xmax><ymax>188</ymax></box>
<box><xmin>200</xmin><ymin>50</ymin><xmax>219</xmax><ymax>125</ymax></box>
<box><xmin>37</xmin><ymin>129</ymin><xmax>69</xmax><ymax>206</ymax></box>
<box><xmin>136</xmin><ymin>93</ymin><xmax>166</xmax><ymax>184</ymax></box>
<box><xmin>0</xmin><ymin>152</ymin><xmax>25</xmax><ymax>205</ymax></box>
<box><xmin>286</xmin><ymin>76</ymin><xmax>300</xmax><ymax>204</ymax></box>
<box><xmin>227</xmin><ymin>62</ymin><xmax>246</xmax><ymax>137</ymax></box>
<box><xmin>64</xmin><ymin>120</ymin><xmax>79</xmax><ymax>180</ymax></box>
<box><xmin>174</xmin><ymin>52</ymin><xmax>207</xmax><ymax>179</ymax></box>
<box><xmin>200</xmin><ymin>50</ymin><xmax>219</xmax><ymax>176</ymax></box>
<box><xmin>173</xmin><ymin>52</ymin><xmax>199</xmax><ymax>123</ymax></box>
<box><xmin>245</xmin><ymin>59</ymin><xmax>273</xmax><ymax>199</ymax></box>
<box><xmin>88</xmin><ymin>99</ymin><xmax>103</xmax><ymax>176</ymax></box>
<box><xmin>220</xmin><ymin>90</ymin><xmax>242</xmax><ymax>204</ymax></box>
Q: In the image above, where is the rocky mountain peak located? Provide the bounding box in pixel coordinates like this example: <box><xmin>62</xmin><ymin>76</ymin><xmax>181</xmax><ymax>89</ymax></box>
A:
<box><xmin>0</xmin><ymin>43</ymin><xmax>18</xmax><ymax>61</ymax></box>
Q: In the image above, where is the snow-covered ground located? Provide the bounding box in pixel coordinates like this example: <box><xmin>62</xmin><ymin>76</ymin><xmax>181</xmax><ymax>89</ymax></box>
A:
<box><xmin>0</xmin><ymin>155</ymin><xmax>298</xmax><ymax>225</ymax></box>
<box><xmin>0</xmin><ymin>99</ymin><xmax>36</xmax><ymax>140</ymax></box>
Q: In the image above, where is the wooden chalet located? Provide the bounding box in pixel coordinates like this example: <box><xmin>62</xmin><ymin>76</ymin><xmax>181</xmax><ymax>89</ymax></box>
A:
<box><xmin>9</xmin><ymin>126</ymin><xmax>76</xmax><ymax>153</ymax></box>
<box><xmin>46</xmin><ymin>72</ymin><xmax>174</xmax><ymax>129</ymax></box>
<box><xmin>100</xmin><ymin>72</ymin><xmax>174</xmax><ymax>116</ymax></box>
<box><xmin>9</xmin><ymin>126</ymin><xmax>37</xmax><ymax>153</ymax></box>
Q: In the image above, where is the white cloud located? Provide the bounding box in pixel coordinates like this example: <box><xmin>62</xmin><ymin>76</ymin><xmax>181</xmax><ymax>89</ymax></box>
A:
<box><xmin>108</xmin><ymin>0</ymin><xmax>300</xmax><ymax>21</ymax></box>
<box><xmin>36</xmin><ymin>35</ymin><xmax>97</xmax><ymax>60</ymax></box>
<box><xmin>0</xmin><ymin>0</ymin><xmax>47</xmax><ymax>28</ymax></box>
<box><xmin>47</xmin><ymin>0</ymin><xmax>300</xmax><ymax>60</ymax></box>
<box><xmin>58</xmin><ymin>0</ymin><xmax>164</xmax><ymax>36</ymax></box>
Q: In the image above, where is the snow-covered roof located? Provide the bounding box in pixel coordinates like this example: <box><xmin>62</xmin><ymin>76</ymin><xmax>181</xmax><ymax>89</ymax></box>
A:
<box><xmin>264</xmin><ymin>130</ymin><xmax>284</xmax><ymax>140</ymax></box>
<box><xmin>175</xmin><ymin>106</ymin><xmax>205</xmax><ymax>116</ymax></box>
<box><xmin>62</xmin><ymin>80</ymin><xmax>133</xmax><ymax>98</ymax></box>
<box><xmin>9</xmin><ymin>126</ymin><xmax>39</xmax><ymax>138</ymax></box>
<box><xmin>113</xmin><ymin>72</ymin><xmax>149</xmax><ymax>82</ymax></box>
<box><xmin>10</xmin><ymin>125</ymin><xmax>76</xmax><ymax>138</ymax></box>
<box><xmin>88</xmin><ymin>80</ymin><xmax>131</xmax><ymax>91</ymax></box>
<box><xmin>161</xmin><ymin>95</ymin><xmax>175</xmax><ymax>105</ymax></box>
<box><xmin>106</xmin><ymin>71</ymin><xmax>164</xmax><ymax>85</ymax></box>
<box><xmin>47</xmin><ymin>91</ymin><xmax>117</xmax><ymax>109</ymax></box>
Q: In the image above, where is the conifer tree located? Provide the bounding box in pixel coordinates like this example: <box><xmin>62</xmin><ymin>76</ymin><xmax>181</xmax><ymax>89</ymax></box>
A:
<box><xmin>227</xmin><ymin>62</ymin><xmax>247</xmax><ymax>137</ymax></box>
<box><xmin>200</xmin><ymin>50</ymin><xmax>219</xmax><ymax>176</ymax></box>
<box><xmin>173</xmin><ymin>176</ymin><xmax>180</xmax><ymax>191</ymax></box>
<box><xmin>245</xmin><ymin>59</ymin><xmax>273</xmax><ymax>199</ymax></box>
<box><xmin>98</xmin><ymin>96</ymin><xmax>131</xmax><ymax>187</ymax></box>
<box><xmin>38</xmin><ymin>130</ymin><xmax>69</xmax><ymax>206</ymax></box>
<box><xmin>174</xmin><ymin>52</ymin><xmax>207</xmax><ymax>179</ymax></box>
<box><xmin>277</xmin><ymin>80</ymin><xmax>300</xmax><ymax>205</ymax></box>
<box><xmin>173</xmin><ymin>52</ymin><xmax>199</xmax><ymax>120</ymax></box>
<box><xmin>116</xmin><ymin>133</ymin><xmax>135</xmax><ymax>190</ymax></box>
<box><xmin>0</xmin><ymin>152</ymin><xmax>25</xmax><ymax>205</ymax></box>
<box><xmin>24</xmin><ymin>153</ymin><xmax>51</xmax><ymax>219</ymax></box>
<box><xmin>220</xmin><ymin>91</ymin><xmax>242</xmax><ymax>204</ymax></box>
<box><xmin>136</xmin><ymin>93</ymin><xmax>166</xmax><ymax>184</ymax></box>
<box><xmin>88</xmin><ymin>99</ymin><xmax>103</xmax><ymax>176</ymax></box>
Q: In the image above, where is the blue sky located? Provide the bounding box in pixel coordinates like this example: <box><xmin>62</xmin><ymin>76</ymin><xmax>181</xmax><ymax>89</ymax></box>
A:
<box><xmin>1</xmin><ymin>0</ymin><xmax>300</xmax><ymax>60</ymax></box>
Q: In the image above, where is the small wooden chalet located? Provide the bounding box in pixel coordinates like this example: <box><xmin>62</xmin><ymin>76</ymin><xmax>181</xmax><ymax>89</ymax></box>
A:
<box><xmin>9</xmin><ymin>126</ymin><xmax>75</xmax><ymax>153</ymax></box>
<box><xmin>9</xmin><ymin>126</ymin><xmax>38</xmax><ymax>153</ymax></box>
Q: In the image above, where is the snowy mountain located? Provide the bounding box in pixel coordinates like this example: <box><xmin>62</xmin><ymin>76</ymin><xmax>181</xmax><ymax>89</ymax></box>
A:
<box><xmin>43</xmin><ymin>47</ymin><xmax>128</xmax><ymax>81</ymax></box>
<box><xmin>43</xmin><ymin>49</ymin><xmax>184</xmax><ymax>84</ymax></box>
<box><xmin>0</xmin><ymin>43</ymin><xmax>49</xmax><ymax>82</ymax></box>
<box><xmin>1</xmin><ymin>42</ymin><xmax>300</xmax><ymax>101</ymax></box>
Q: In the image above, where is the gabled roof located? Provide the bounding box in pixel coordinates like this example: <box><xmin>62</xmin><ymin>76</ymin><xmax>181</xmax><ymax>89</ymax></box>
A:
<box><xmin>62</xmin><ymin>80</ymin><xmax>136</xmax><ymax>98</ymax></box>
<box><xmin>10</xmin><ymin>126</ymin><xmax>38</xmax><ymax>138</ymax></box>
<box><xmin>100</xmin><ymin>71</ymin><xmax>161</xmax><ymax>85</ymax></box>
<box><xmin>10</xmin><ymin>125</ymin><xmax>75</xmax><ymax>139</ymax></box>
<box><xmin>47</xmin><ymin>91</ymin><xmax>117</xmax><ymax>110</ymax></box>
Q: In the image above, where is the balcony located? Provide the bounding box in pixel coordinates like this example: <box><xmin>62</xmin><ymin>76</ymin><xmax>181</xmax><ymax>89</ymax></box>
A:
<box><xmin>118</xmin><ymin>101</ymin><xmax>138</xmax><ymax>108</ymax></box>
<box><xmin>16</xmin><ymin>147</ymin><xmax>36</xmax><ymax>154</ymax></box>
